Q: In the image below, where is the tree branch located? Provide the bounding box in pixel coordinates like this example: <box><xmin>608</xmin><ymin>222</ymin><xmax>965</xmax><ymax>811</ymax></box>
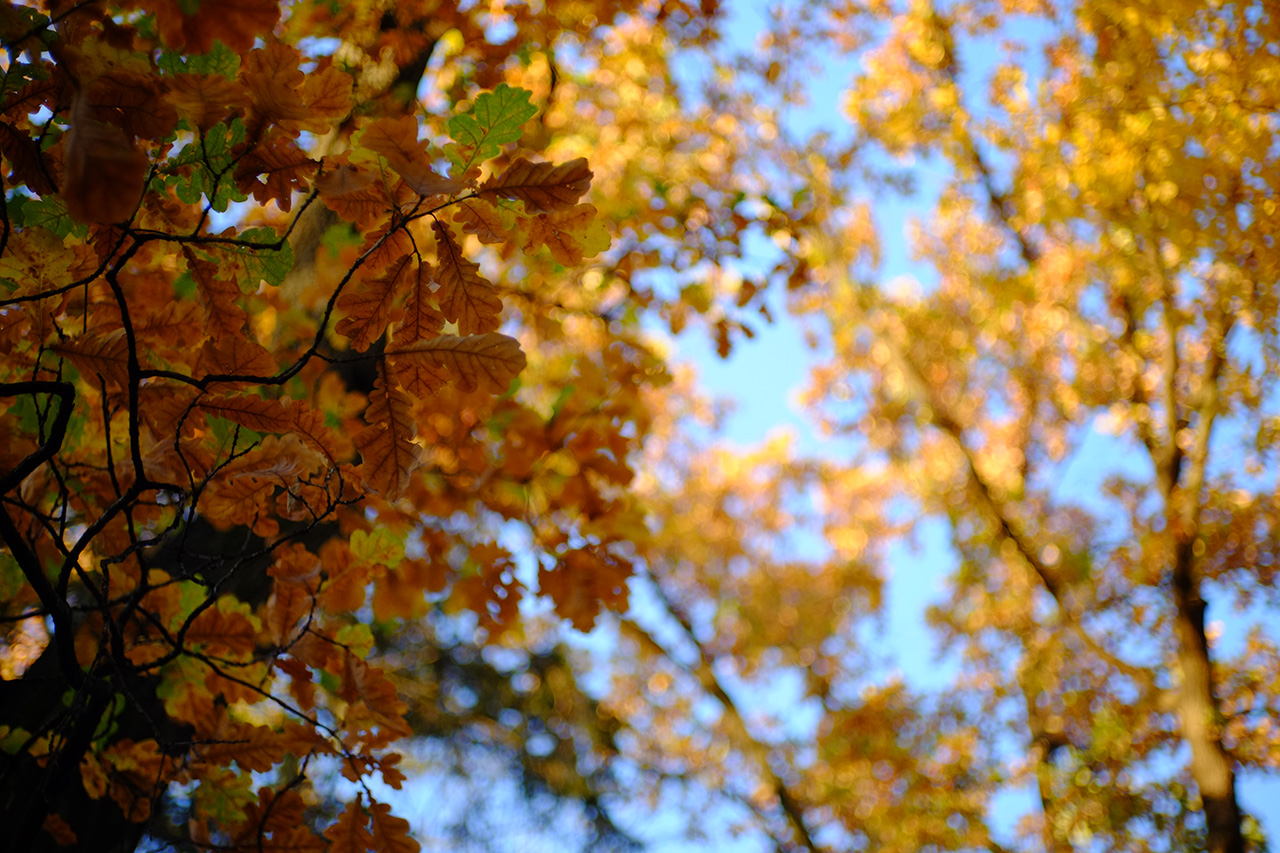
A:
<box><xmin>622</xmin><ymin>581</ymin><xmax>824</xmax><ymax>853</ymax></box>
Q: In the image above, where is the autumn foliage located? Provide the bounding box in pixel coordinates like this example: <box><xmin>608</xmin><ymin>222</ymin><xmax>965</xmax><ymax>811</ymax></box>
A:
<box><xmin>4</xmin><ymin>0</ymin><xmax>1280</xmax><ymax>852</ymax></box>
<box><xmin>0</xmin><ymin>1</ymin><xmax>623</xmax><ymax>849</ymax></box>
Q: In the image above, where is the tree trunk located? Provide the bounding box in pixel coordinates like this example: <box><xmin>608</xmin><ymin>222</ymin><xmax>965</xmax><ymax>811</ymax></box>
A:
<box><xmin>1171</xmin><ymin>537</ymin><xmax>1244</xmax><ymax>853</ymax></box>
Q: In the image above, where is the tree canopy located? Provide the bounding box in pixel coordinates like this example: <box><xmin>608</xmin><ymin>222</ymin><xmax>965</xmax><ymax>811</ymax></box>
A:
<box><xmin>1</xmin><ymin>1</ymin><xmax>1278</xmax><ymax>852</ymax></box>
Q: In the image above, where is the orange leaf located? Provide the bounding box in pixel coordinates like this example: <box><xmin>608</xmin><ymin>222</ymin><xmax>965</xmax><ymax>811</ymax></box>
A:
<box><xmin>85</xmin><ymin>72</ymin><xmax>179</xmax><ymax>141</ymax></box>
<box><xmin>315</xmin><ymin>158</ymin><xmax>377</xmax><ymax>198</ymax></box>
<box><xmin>0</xmin><ymin>120</ymin><xmax>54</xmax><ymax>194</ymax></box>
<box><xmin>265</xmin><ymin>580</ymin><xmax>315</xmax><ymax>647</ymax></box>
<box><xmin>386</xmin><ymin>333</ymin><xmax>525</xmax><ymax>398</ymax></box>
<box><xmin>276</xmin><ymin>656</ymin><xmax>318</xmax><ymax>710</ymax></box>
<box><xmin>336</xmin><ymin>253</ymin><xmax>412</xmax><ymax>352</ymax></box>
<box><xmin>79</xmin><ymin>739</ymin><xmax>166</xmax><ymax>822</ymax></box>
<box><xmin>42</xmin><ymin>813</ymin><xmax>77</xmax><ymax>846</ymax></box>
<box><xmin>1</xmin><ymin>78</ymin><xmax>57</xmax><ymax>119</ymax></box>
<box><xmin>268</xmin><ymin>542</ymin><xmax>321</xmax><ymax>583</ymax></box>
<box><xmin>166</xmin><ymin>73</ymin><xmax>251</xmax><ymax>131</ymax></box>
<box><xmin>357</xmin><ymin>224</ymin><xmax>416</xmax><ymax>277</ymax></box>
<box><xmin>394</xmin><ymin>261</ymin><xmax>444</xmax><ymax>345</ymax></box>
<box><xmin>318</xmin><ymin>539</ymin><xmax>371</xmax><ymax>613</ymax></box>
<box><xmin>479</xmin><ymin>156</ymin><xmax>592</xmax><ymax>213</ymax></box>
<box><xmin>198</xmin><ymin>717</ymin><xmax>285</xmax><ymax>772</ymax></box>
<box><xmin>232</xmin><ymin>787</ymin><xmax>312</xmax><ymax>851</ymax></box>
<box><xmin>133</xmin><ymin>300</ymin><xmax>203</xmax><ymax>349</ymax></box>
<box><xmin>354</xmin><ymin>364</ymin><xmax>419</xmax><ymax>499</ymax></box>
<box><xmin>199</xmin><ymin>335</ymin><xmax>277</xmax><ymax>378</ymax></box>
<box><xmin>52</xmin><ymin>328</ymin><xmax>130</xmax><ymax>389</ymax></box>
<box><xmin>243</xmin><ymin>44</ymin><xmax>351</xmax><ymax>134</ymax></box>
<box><xmin>340</xmin><ymin>654</ymin><xmax>409</xmax><ymax>727</ymax></box>
<box><xmin>199</xmin><ymin>394</ymin><xmax>293</xmax><ymax>434</ymax></box>
<box><xmin>539</xmin><ymin>548</ymin><xmax>632</xmax><ymax>632</ymax></box>
<box><xmin>184</xmin><ymin>247</ymin><xmax>247</xmax><ymax>337</ymax></box>
<box><xmin>147</xmin><ymin>0</ymin><xmax>281</xmax><ymax>54</ymax></box>
<box><xmin>368</xmin><ymin>801</ymin><xmax>420</xmax><ymax>853</ymax></box>
<box><xmin>523</xmin><ymin>204</ymin><xmax>599</xmax><ymax>266</ymax></box>
<box><xmin>324</xmin><ymin>801</ymin><xmax>374</xmax><ymax>853</ymax></box>
<box><xmin>432</xmin><ymin>220</ymin><xmax>502</xmax><ymax>335</ymax></box>
<box><xmin>284</xmin><ymin>400</ymin><xmax>345</xmax><ymax>464</ymax></box>
<box><xmin>452</xmin><ymin>197</ymin><xmax>512</xmax><ymax>245</ymax></box>
<box><xmin>371</xmin><ymin>559</ymin><xmax>432</xmax><ymax>622</ymax></box>
<box><xmin>234</xmin><ymin>134</ymin><xmax>319</xmax><ymax>212</ymax></box>
<box><xmin>360</xmin><ymin>116</ymin><xmax>466</xmax><ymax>197</ymax></box>
<box><xmin>61</xmin><ymin>88</ymin><xmax>147</xmax><ymax>224</ymax></box>
<box><xmin>185</xmin><ymin>600</ymin><xmax>259</xmax><ymax>658</ymax></box>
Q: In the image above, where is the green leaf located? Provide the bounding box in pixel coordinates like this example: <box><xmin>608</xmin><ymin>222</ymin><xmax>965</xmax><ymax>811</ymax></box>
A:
<box><xmin>350</xmin><ymin>528</ymin><xmax>404</xmax><ymax>568</ymax></box>
<box><xmin>6</xmin><ymin>394</ymin><xmax>39</xmax><ymax>433</ymax></box>
<box><xmin>335</xmin><ymin>623</ymin><xmax>374</xmax><ymax>657</ymax></box>
<box><xmin>167</xmin><ymin>119</ymin><xmax>248</xmax><ymax>210</ymax></box>
<box><xmin>0</xmin><ymin>553</ymin><xmax>23</xmax><ymax>601</ymax></box>
<box><xmin>320</xmin><ymin>221</ymin><xmax>361</xmax><ymax>256</ymax></box>
<box><xmin>158</xmin><ymin>40</ymin><xmax>240</xmax><ymax>78</ymax></box>
<box><xmin>169</xmin><ymin>580</ymin><xmax>207</xmax><ymax>633</ymax></box>
<box><xmin>229</xmin><ymin>226</ymin><xmax>293</xmax><ymax>288</ymax></box>
<box><xmin>10</xmin><ymin>194</ymin><xmax>87</xmax><ymax>239</ymax></box>
<box><xmin>207</xmin><ymin>414</ymin><xmax>262</xmax><ymax>448</ymax></box>
<box><xmin>446</xmin><ymin>85</ymin><xmax>537</xmax><ymax>171</ymax></box>
<box><xmin>173</xmin><ymin>270</ymin><xmax>196</xmax><ymax>300</ymax></box>
<box><xmin>0</xmin><ymin>725</ymin><xmax>30</xmax><ymax>755</ymax></box>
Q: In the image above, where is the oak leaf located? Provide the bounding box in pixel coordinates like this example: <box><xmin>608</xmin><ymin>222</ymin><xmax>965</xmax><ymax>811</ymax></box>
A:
<box><xmin>394</xmin><ymin>259</ymin><xmax>445</xmax><ymax>345</ymax></box>
<box><xmin>369</xmin><ymin>801</ymin><xmax>421</xmax><ymax>853</ymax></box>
<box><xmin>51</xmin><ymin>328</ymin><xmax>130</xmax><ymax>388</ymax></box>
<box><xmin>336</xmin><ymin>253</ymin><xmax>412</xmax><ymax>352</ymax></box>
<box><xmin>41</xmin><ymin>814</ymin><xmax>77</xmax><ymax>846</ymax></box>
<box><xmin>265</xmin><ymin>581</ymin><xmax>314</xmax><ymax>648</ymax></box>
<box><xmin>145</xmin><ymin>0</ymin><xmax>280</xmax><ymax>54</ymax></box>
<box><xmin>61</xmin><ymin>88</ymin><xmax>147</xmax><ymax>224</ymax></box>
<box><xmin>85</xmin><ymin>71</ymin><xmax>180</xmax><ymax>141</ymax></box>
<box><xmin>386</xmin><ymin>333</ymin><xmax>526</xmax><ymax>397</ymax></box>
<box><xmin>354</xmin><ymin>365</ymin><xmax>420</xmax><ymax>499</ymax></box>
<box><xmin>0</xmin><ymin>121</ymin><xmax>54</xmax><ymax>194</ymax></box>
<box><xmin>432</xmin><ymin>220</ymin><xmax>502</xmax><ymax>335</ymax></box>
<box><xmin>452</xmin><ymin>197</ymin><xmax>515</xmax><ymax>244</ymax></box>
<box><xmin>360</xmin><ymin>115</ymin><xmax>466</xmax><ymax>197</ymax></box>
<box><xmin>184</xmin><ymin>246</ymin><xmax>247</xmax><ymax>337</ymax></box>
<box><xmin>198</xmin><ymin>336</ymin><xmax>277</xmax><ymax>378</ymax></box>
<box><xmin>340</xmin><ymin>654</ymin><xmax>408</xmax><ymax>722</ymax></box>
<box><xmin>315</xmin><ymin>158</ymin><xmax>377</xmax><ymax>199</ymax></box>
<box><xmin>79</xmin><ymin>738</ymin><xmax>166</xmax><ymax>822</ymax></box>
<box><xmin>198</xmin><ymin>394</ymin><xmax>294</xmax><ymax>434</ymax></box>
<box><xmin>185</xmin><ymin>599</ymin><xmax>260</xmax><ymax>659</ymax></box>
<box><xmin>198</xmin><ymin>717</ymin><xmax>286</xmax><ymax>772</ymax></box>
<box><xmin>539</xmin><ymin>548</ymin><xmax>632</xmax><ymax>632</ymax></box>
<box><xmin>242</xmin><ymin>44</ymin><xmax>351</xmax><ymax>135</ymax></box>
<box><xmin>479</xmin><ymin>157</ymin><xmax>592</xmax><ymax>213</ymax></box>
<box><xmin>325</xmin><ymin>801</ymin><xmax>375</xmax><ymax>853</ymax></box>
<box><xmin>0</xmin><ymin>78</ymin><xmax>58</xmax><ymax>120</ymax></box>
<box><xmin>318</xmin><ymin>539</ymin><xmax>371</xmax><ymax>613</ymax></box>
<box><xmin>523</xmin><ymin>204</ymin><xmax>610</xmax><ymax>266</ymax></box>
<box><xmin>446</xmin><ymin>84</ymin><xmax>538</xmax><ymax>170</ymax></box>
<box><xmin>371</xmin><ymin>559</ymin><xmax>433</xmax><ymax>621</ymax></box>
<box><xmin>234</xmin><ymin>134</ymin><xmax>319</xmax><ymax>212</ymax></box>
<box><xmin>166</xmin><ymin>73</ymin><xmax>252</xmax><ymax>131</ymax></box>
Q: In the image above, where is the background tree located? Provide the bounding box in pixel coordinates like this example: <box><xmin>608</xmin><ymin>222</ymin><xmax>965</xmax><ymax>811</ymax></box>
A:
<box><xmin>592</xmin><ymin>0</ymin><xmax>1280</xmax><ymax>851</ymax></box>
